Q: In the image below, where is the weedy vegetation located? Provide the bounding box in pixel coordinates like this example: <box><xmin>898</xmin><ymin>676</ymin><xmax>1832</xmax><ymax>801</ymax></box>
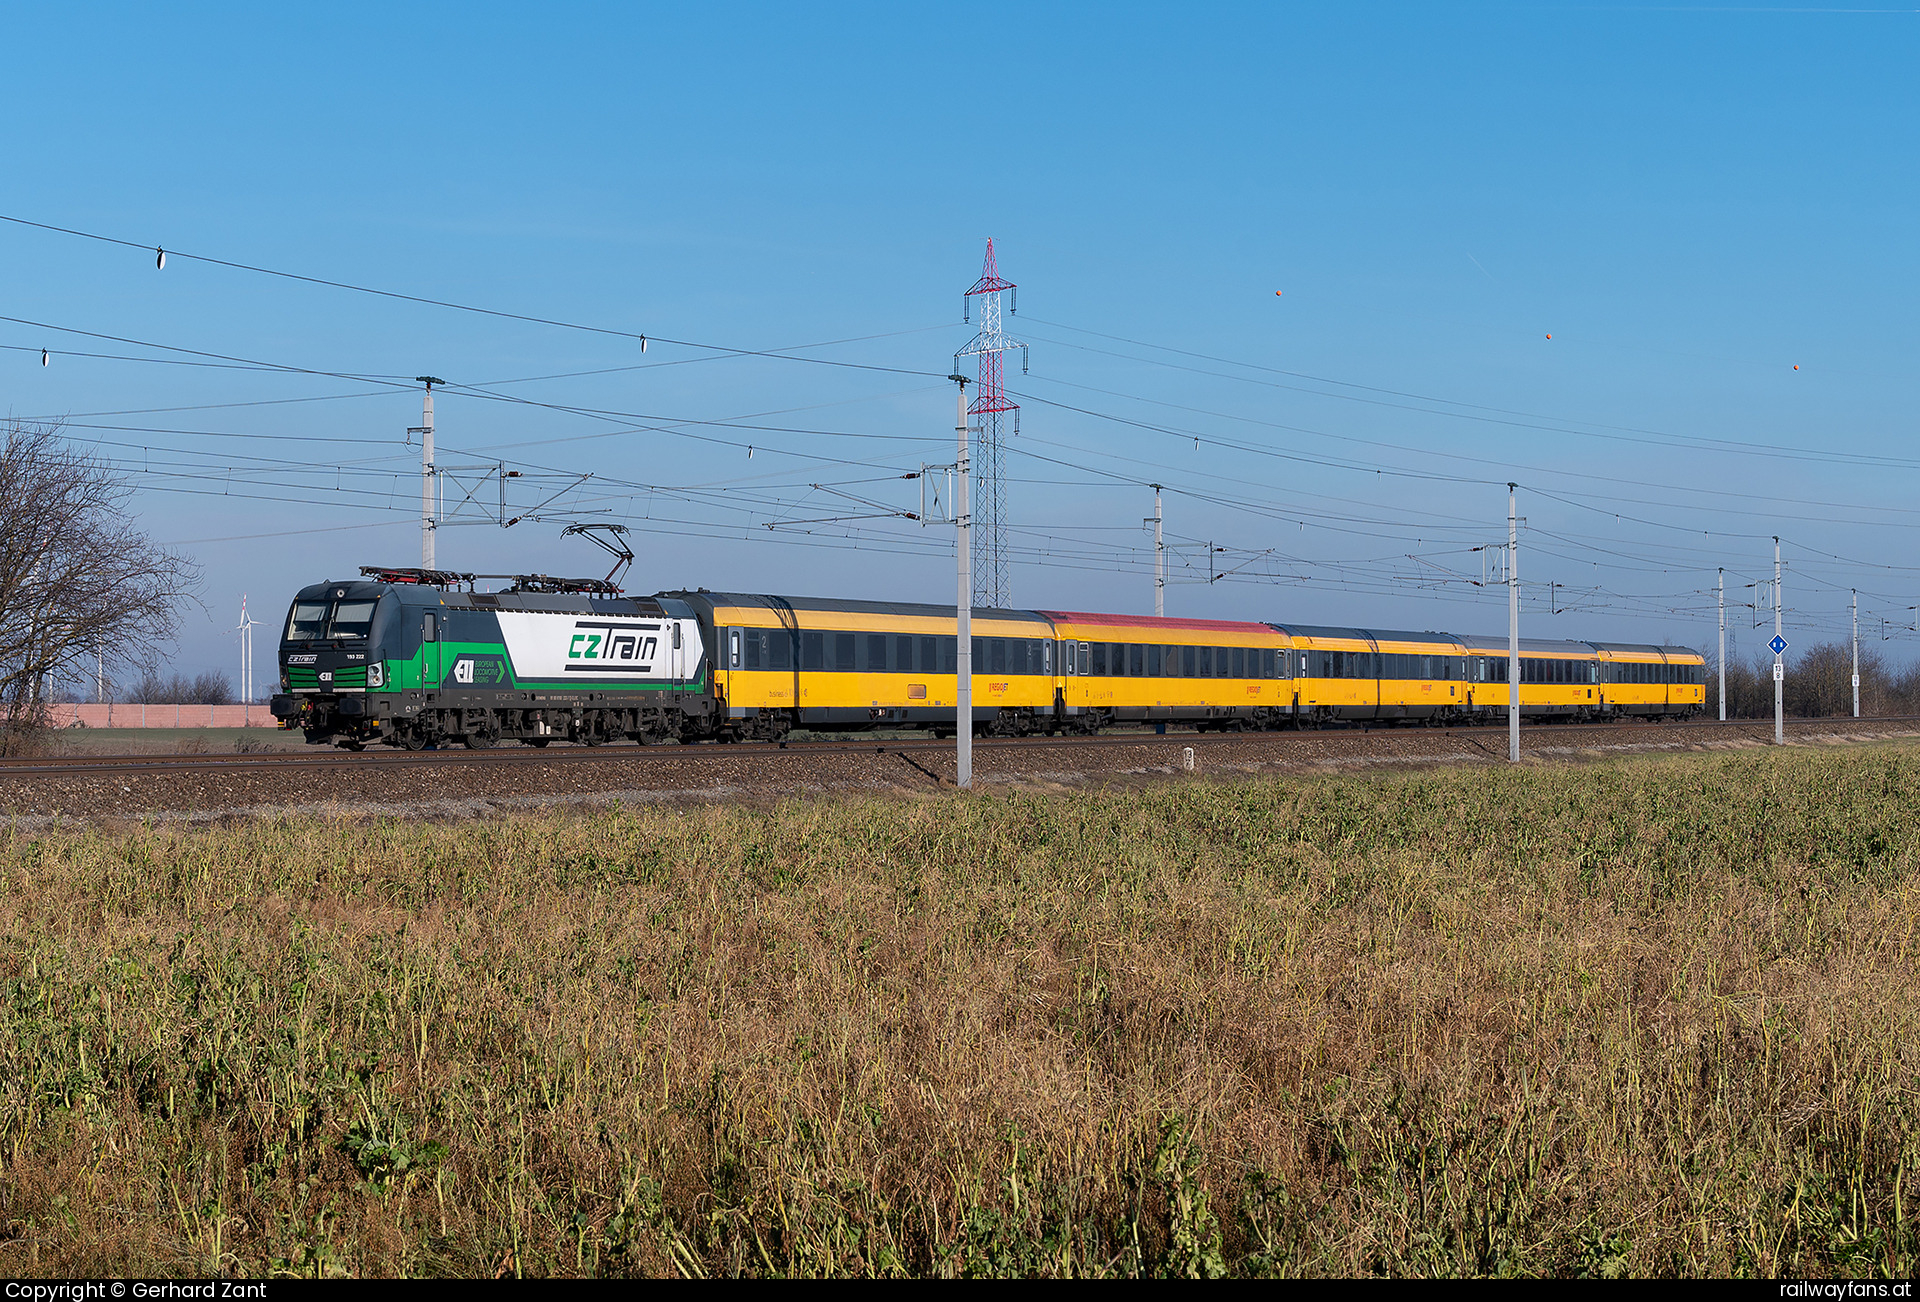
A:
<box><xmin>4</xmin><ymin>742</ymin><xmax>1920</xmax><ymax>1277</ymax></box>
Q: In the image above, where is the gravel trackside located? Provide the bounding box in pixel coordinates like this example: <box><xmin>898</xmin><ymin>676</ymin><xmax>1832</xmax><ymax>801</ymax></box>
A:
<box><xmin>1</xmin><ymin>717</ymin><xmax>1914</xmax><ymax>827</ymax></box>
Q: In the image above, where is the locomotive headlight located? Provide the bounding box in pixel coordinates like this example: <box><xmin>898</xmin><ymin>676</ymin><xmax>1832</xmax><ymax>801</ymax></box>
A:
<box><xmin>367</xmin><ymin>663</ymin><xmax>385</xmax><ymax>687</ymax></box>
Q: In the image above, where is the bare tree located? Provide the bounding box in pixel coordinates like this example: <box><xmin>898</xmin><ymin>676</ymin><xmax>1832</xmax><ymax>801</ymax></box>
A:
<box><xmin>129</xmin><ymin>669</ymin><xmax>233</xmax><ymax>705</ymax></box>
<box><xmin>0</xmin><ymin>421</ymin><xmax>198</xmax><ymax>729</ymax></box>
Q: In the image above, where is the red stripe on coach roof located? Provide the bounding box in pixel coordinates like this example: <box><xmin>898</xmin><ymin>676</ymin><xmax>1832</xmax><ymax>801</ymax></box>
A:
<box><xmin>1040</xmin><ymin>610</ymin><xmax>1278</xmax><ymax>634</ymax></box>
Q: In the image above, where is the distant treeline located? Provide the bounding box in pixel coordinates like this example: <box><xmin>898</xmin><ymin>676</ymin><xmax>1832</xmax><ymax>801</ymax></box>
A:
<box><xmin>1716</xmin><ymin>641</ymin><xmax>1920</xmax><ymax>718</ymax></box>
<box><xmin>45</xmin><ymin>670</ymin><xmax>253</xmax><ymax>706</ymax></box>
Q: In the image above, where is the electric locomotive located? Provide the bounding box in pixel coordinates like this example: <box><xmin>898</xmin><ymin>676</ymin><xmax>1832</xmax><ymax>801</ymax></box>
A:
<box><xmin>269</xmin><ymin>567</ymin><xmax>715</xmax><ymax>749</ymax></box>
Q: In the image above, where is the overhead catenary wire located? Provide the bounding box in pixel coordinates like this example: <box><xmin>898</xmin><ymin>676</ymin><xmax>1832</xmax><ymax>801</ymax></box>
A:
<box><xmin>0</xmin><ymin>212</ymin><xmax>950</xmax><ymax>379</ymax></box>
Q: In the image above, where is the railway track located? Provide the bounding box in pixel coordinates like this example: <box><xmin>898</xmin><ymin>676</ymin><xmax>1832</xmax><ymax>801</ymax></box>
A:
<box><xmin>4</xmin><ymin>715</ymin><xmax>1914</xmax><ymax>780</ymax></box>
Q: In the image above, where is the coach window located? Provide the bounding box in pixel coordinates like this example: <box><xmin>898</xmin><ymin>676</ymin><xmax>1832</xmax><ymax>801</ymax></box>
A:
<box><xmin>831</xmin><ymin>633</ymin><xmax>854</xmax><ymax>672</ymax></box>
<box><xmin>802</xmin><ymin>631</ymin><xmax>825</xmax><ymax>670</ymax></box>
<box><xmin>729</xmin><ymin>630</ymin><xmax>741</xmax><ymax>669</ymax></box>
<box><xmin>1088</xmin><ymin>642</ymin><xmax>1106</xmax><ymax>676</ymax></box>
<box><xmin>866</xmin><ymin>634</ymin><xmax>888</xmax><ymax>672</ymax></box>
<box><xmin>1217</xmin><ymin>648</ymin><xmax>1232</xmax><ymax>678</ymax></box>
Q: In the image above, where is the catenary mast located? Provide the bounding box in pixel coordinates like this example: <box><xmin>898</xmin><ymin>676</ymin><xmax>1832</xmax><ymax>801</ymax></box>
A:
<box><xmin>955</xmin><ymin>240</ymin><xmax>1027</xmax><ymax>609</ymax></box>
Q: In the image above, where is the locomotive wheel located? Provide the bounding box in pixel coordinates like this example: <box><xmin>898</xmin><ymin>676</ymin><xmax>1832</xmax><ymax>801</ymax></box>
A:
<box><xmin>400</xmin><ymin>727</ymin><xmax>429</xmax><ymax>751</ymax></box>
<box><xmin>464</xmin><ymin>726</ymin><xmax>496</xmax><ymax>750</ymax></box>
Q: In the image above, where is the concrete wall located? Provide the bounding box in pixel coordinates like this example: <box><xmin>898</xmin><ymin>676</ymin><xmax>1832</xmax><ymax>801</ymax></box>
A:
<box><xmin>46</xmin><ymin>704</ymin><xmax>282</xmax><ymax>729</ymax></box>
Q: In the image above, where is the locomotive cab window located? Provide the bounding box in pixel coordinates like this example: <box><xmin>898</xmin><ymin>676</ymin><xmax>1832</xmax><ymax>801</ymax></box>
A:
<box><xmin>287</xmin><ymin>601</ymin><xmax>329</xmax><ymax>641</ymax></box>
<box><xmin>328</xmin><ymin>601</ymin><xmax>377</xmax><ymax>640</ymax></box>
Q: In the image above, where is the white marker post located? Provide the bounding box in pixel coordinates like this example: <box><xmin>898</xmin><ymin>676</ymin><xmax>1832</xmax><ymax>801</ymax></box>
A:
<box><xmin>1773</xmin><ymin>537</ymin><xmax>1784</xmax><ymax>745</ymax></box>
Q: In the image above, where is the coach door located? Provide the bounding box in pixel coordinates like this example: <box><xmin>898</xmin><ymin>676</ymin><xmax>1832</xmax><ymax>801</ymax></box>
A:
<box><xmin>671</xmin><ymin>623</ymin><xmax>686</xmax><ymax>682</ymax></box>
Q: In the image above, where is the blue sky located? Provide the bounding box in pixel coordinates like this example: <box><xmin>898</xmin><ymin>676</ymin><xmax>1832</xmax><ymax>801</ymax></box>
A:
<box><xmin>1</xmin><ymin>2</ymin><xmax>1914</xmax><ymax>687</ymax></box>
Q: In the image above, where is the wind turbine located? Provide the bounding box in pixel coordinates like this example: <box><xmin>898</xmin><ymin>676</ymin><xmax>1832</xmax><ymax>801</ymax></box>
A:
<box><xmin>235</xmin><ymin>596</ymin><xmax>260</xmax><ymax>724</ymax></box>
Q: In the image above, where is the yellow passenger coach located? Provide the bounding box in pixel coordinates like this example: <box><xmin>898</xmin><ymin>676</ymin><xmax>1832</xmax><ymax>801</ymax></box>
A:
<box><xmin>675</xmin><ymin>589</ymin><xmax>1706</xmax><ymax>739</ymax></box>
<box><xmin>1043</xmin><ymin>611</ymin><xmax>1293</xmax><ymax>731</ymax></box>
<box><xmin>700</xmin><ymin>593</ymin><xmax>1056</xmax><ymax>739</ymax></box>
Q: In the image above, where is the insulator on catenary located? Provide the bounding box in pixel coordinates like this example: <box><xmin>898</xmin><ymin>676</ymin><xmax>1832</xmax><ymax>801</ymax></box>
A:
<box><xmin>155</xmin><ymin>247</ymin><xmax>166</xmax><ymax>270</ymax></box>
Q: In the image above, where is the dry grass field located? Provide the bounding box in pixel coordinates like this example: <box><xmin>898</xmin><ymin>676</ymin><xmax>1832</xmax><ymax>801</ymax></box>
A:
<box><xmin>4</xmin><ymin>742</ymin><xmax>1919</xmax><ymax>1277</ymax></box>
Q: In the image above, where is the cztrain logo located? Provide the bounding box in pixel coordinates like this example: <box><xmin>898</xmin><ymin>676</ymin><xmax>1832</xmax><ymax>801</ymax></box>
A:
<box><xmin>569</xmin><ymin>630</ymin><xmax>658</xmax><ymax>662</ymax></box>
<box><xmin>564</xmin><ymin>620</ymin><xmax>665</xmax><ymax>674</ymax></box>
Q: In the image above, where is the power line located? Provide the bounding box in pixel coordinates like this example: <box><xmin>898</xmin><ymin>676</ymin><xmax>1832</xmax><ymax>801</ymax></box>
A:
<box><xmin>0</xmin><ymin>212</ymin><xmax>949</xmax><ymax>379</ymax></box>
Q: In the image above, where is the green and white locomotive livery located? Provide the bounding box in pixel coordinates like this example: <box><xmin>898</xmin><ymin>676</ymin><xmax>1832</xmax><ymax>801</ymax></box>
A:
<box><xmin>270</xmin><ymin>568</ymin><xmax>716</xmax><ymax>748</ymax></box>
